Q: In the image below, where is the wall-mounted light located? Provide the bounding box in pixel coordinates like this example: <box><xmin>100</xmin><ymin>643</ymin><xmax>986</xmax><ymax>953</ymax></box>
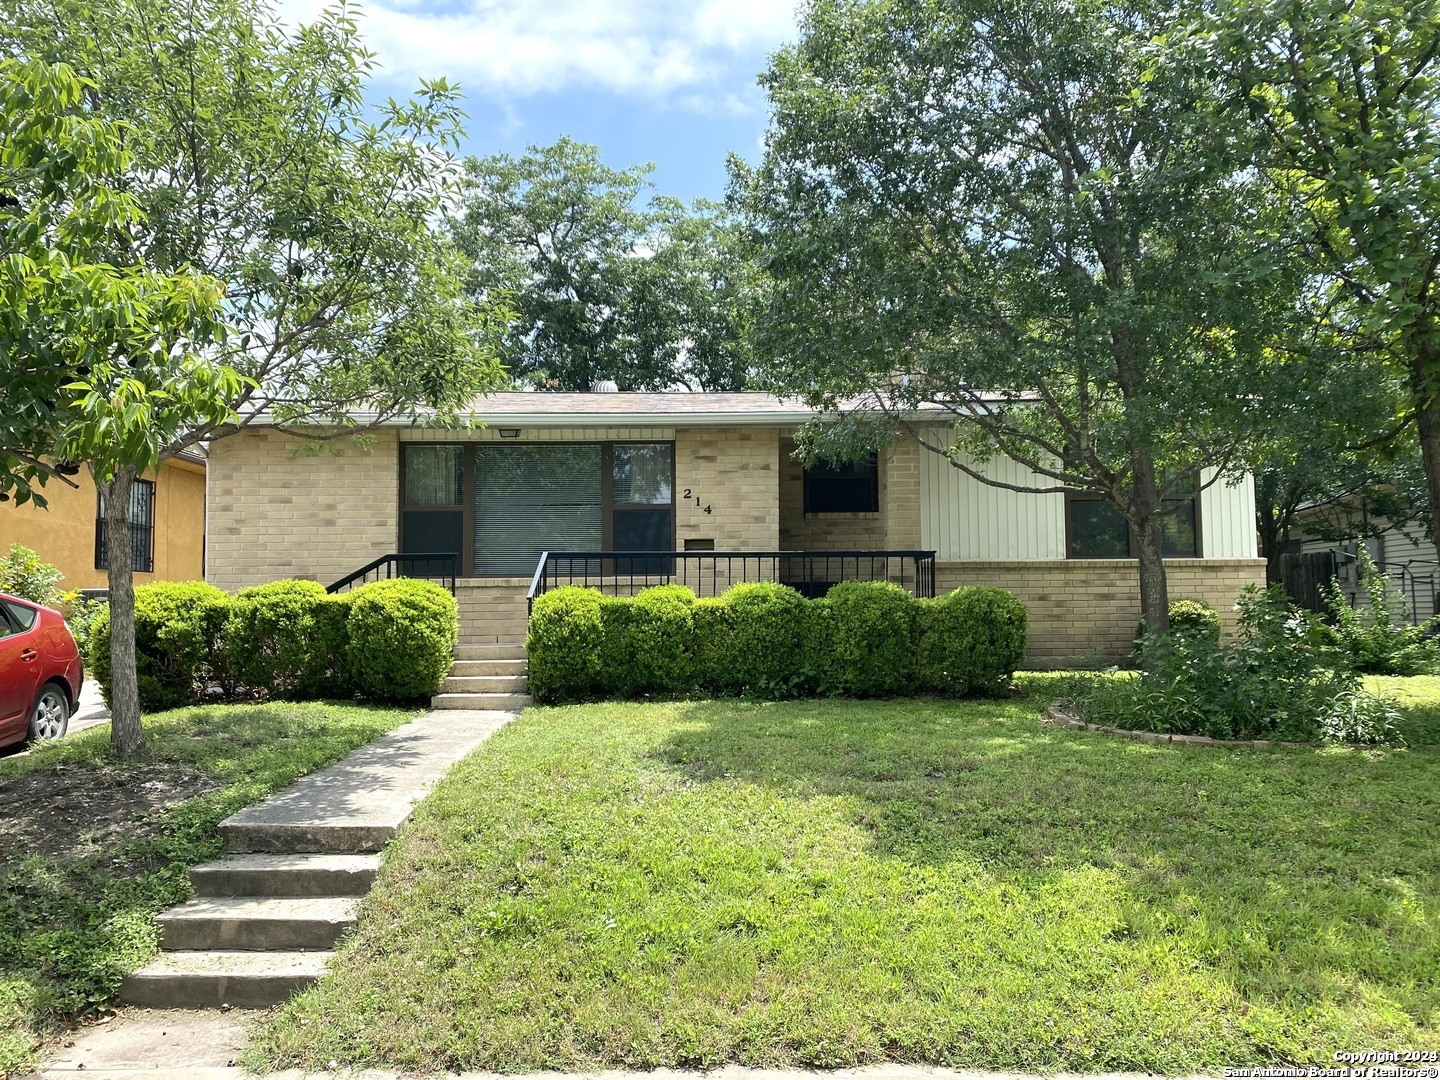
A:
<box><xmin>497</xmin><ymin>428</ymin><xmax>522</xmax><ymax>439</ymax></box>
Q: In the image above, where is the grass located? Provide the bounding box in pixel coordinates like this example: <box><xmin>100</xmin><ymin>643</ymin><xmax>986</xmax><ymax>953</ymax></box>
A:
<box><xmin>254</xmin><ymin>673</ymin><xmax>1440</xmax><ymax>1075</ymax></box>
<box><xmin>0</xmin><ymin>700</ymin><xmax>419</xmax><ymax>1078</ymax></box>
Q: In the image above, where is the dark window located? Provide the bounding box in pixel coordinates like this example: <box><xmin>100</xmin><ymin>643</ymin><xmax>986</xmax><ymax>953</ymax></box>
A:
<box><xmin>96</xmin><ymin>479</ymin><xmax>156</xmax><ymax>573</ymax></box>
<box><xmin>474</xmin><ymin>444</ymin><xmax>605</xmax><ymax>576</ymax></box>
<box><xmin>611</xmin><ymin>444</ymin><xmax>674</xmax><ymax>572</ymax></box>
<box><xmin>400</xmin><ymin>445</ymin><xmax>465</xmax><ymax>575</ymax></box>
<box><xmin>804</xmin><ymin>455</ymin><xmax>879</xmax><ymax>514</ymax></box>
<box><xmin>1069</xmin><ymin>498</ymin><xmax>1131</xmax><ymax>558</ymax></box>
<box><xmin>1067</xmin><ymin>477</ymin><xmax>1200</xmax><ymax>559</ymax></box>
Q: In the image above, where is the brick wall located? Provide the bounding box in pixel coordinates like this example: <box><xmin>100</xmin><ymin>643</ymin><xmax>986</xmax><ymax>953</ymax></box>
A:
<box><xmin>882</xmin><ymin>435</ymin><xmax>922</xmax><ymax>550</ymax></box>
<box><xmin>675</xmin><ymin>427</ymin><xmax>779</xmax><ymax>550</ymax></box>
<box><xmin>457</xmin><ymin>579</ymin><xmax>530</xmax><ymax>644</ymax></box>
<box><xmin>207</xmin><ymin>429</ymin><xmax>398</xmax><ymax>591</ymax></box>
<box><xmin>937</xmin><ymin>558</ymin><xmax>1267</xmax><ymax>667</ymax></box>
<box><xmin>777</xmin><ymin>436</ymin><xmax>884</xmax><ymax>550</ymax></box>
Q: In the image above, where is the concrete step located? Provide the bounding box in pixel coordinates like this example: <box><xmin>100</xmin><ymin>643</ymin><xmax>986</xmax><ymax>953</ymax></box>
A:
<box><xmin>158</xmin><ymin>896</ymin><xmax>359</xmax><ymax>951</ymax></box>
<box><xmin>450</xmin><ymin>658</ymin><xmax>527</xmax><ymax>676</ymax></box>
<box><xmin>431</xmin><ymin>692</ymin><xmax>532</xmax><ymax>711</ymax></box>
<box><xmin>189</xmin><ymin>854</ymin><xmax>380</xmax><ymax>898</ymax></box>
<box><xmin>454</xmin><ymin>643</ymin><xmax>526</xmax><ymax>661</ymax></box>
<box><xmin>120</xmin><ymin>950</ymin><xmax>332</xmax><ymax>1009</ymax></box>
<box><xmin>442</xmin><ymin>675</ymin><xmax>528</xmax><ymax>694</ymax></box>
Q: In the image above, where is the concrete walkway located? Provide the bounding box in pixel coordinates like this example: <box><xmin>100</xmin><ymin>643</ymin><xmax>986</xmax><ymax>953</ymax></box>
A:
<box><xmin>119</xmin><ymin>708</ymin><xmax>515</xmax><ymax>1009</ymax></box>
<box><xmin>30</xmin><ymin>1012</ymin><xmax>1214</xmax><ymax>1080</ymax></box>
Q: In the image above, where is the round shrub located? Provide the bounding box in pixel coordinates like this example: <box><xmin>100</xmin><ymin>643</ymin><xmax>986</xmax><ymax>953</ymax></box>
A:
<box><xmin>91</xmin><ymin>581</ymin><xmax>231</xmax><ymax>710</ymax></box>
<box><xmin>690</xmin><ymin>596</ymin><xmax>732</xmax><ymax>692</ymax></box>
<box><xmin>713</xmin><ymin>581</ymin><xmax>824</xmax><ymax>697</ymax></box>
<box><xmin>526</xmin><ymin>586</ymin><xmax>605</xmax><ymax>703</ymax></box>
<box><xmin>917</xmin><ymin>586</ymin><xmax>1027</xmax><ymax>696</ymax></box>
<box><xmin>598</xmin><ymin>585</ymin><xmax>696</xmax><ymax>697</ymax></box>
<box><xmin>345</xmin><ymin>578</ymin><xmax>458</xmax><ymax>702</ymax></box>
<box><xmin>822</xmin><ymin>580</ymin><xmax>918</xmax><ymax>697</ymax></box>
<box><xmin>1137</xmin><ymin>597</ymin><xmax>1224</xmax><ymax>645</ymax></box>
<box><xmin>227</xmin><ymin>579</ymin><xmax>351</xmax><ymax>700</ymax></box>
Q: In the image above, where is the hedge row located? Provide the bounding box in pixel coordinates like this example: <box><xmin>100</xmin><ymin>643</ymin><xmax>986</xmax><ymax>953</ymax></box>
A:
<box><xmin>91</xmin><ymin>577</ymin><xmax>457</xmax><ymax>710</ymax></box>
<box><xmin>527</xmin><ymin>580</ymin><xmax>1027</xmax><ymax>703</ymax></box>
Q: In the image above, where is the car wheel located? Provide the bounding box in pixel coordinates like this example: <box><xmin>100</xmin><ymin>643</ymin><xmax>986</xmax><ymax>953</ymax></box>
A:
<box><xmin>28</xmin><ymin>683</ymin><xmax>70</xmax><ymax>741</ymax></box>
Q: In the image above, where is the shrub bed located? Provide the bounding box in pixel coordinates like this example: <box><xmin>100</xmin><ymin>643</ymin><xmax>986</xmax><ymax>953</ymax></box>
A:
<box><xmin>93</xmin><ymin>577</ymin><xmax>456</xmax><ymax>708</ymax></box>
<box><xmin>526</xmin><ymin>581</ymin><xmax>1027</xmax><ymax>704</ymax></box>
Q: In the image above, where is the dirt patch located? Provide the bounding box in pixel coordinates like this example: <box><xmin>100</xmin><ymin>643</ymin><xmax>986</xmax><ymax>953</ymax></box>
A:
<box><xmin>0</xmin><ymin>763</ymin><xmax>223</xmax><ymax>867</ymax></box>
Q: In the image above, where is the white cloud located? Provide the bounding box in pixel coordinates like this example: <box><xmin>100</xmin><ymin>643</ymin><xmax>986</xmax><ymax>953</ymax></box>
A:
<box><xmin>275</xmin><ymin>0</ymin><xmax>798</xmax><ymax>101</ymax></box>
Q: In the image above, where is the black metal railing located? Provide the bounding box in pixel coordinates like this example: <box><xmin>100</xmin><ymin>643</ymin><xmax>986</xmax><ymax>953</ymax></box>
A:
<box><xmin>326</xmin><ymin>552</ymin><xmax>459</xmax><ymax>595</ymax></box>
<box><xmin>526</xmin><ymin>550</ymin><xmax>937</xmax><ymax>612</ymax></box>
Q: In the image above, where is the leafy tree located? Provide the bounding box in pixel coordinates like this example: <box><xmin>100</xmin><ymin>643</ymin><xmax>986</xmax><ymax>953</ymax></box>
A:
<box><xmin>738</xmin><ymin>0</ymin><xmax>1302</xmax><ymax>636</ymax></box>
<box><xmin>1</xmin><ymin>0</ymin><xmax>506</xmax><ymax>463</ymax></box>
<box><xmin>0</xmin><ymin>58</ymin><xmax>241</xmax><ymax>756</ymax></box>
<box><xmin>1197</xmin><ymin>0</ymin><xmax>1440</xmax><ymax>566</ymax></box>
<box><xmin>450</xmin><ymin>137</ymin><xmax>754</xmax><ymax>391</ymax></box>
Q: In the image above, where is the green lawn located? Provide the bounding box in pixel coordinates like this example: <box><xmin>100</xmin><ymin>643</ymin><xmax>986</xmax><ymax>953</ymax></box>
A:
<box><xmin>0</xmin><ymin>700</ymin><xmax>419</xmax><ymax>1077</ymax></box>
<box><xmin>255</xmin><ymin>674</ymin><xmax>1440</xmax><ymax>1075</ymax></box>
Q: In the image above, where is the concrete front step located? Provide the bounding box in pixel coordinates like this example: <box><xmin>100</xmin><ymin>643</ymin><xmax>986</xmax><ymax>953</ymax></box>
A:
<box><xmin>431</xmin><ymin>691</ymin><xmax>532</xmax><ymax>710</ymax></box>
<box><xmin>442</xmin><ymin>675</ymin><xmax>528</xmax><ymax>694</ymax></box>
<box><xmin>450</xmin><ymin>658</ymin><xmax>527</xmax><ymax>676</ymax></box>
<box><xmin>189</xmin><ymin>853</ymin><xmax>380</xmax><ymax>898</ymax></box>
<box><xmin>120</xmin><ymin>949</ymin><xmax>332</xmax><ymax>1009</ymax></box>
<box><xmin>454</xmin><ymin>642</ymin><xmax>526</xmax><ymax>661</ymax></box>
<box><xmin>158</xmin><ymin>896</ymin><xmax>359</xmax><ymax>951</ymax></box>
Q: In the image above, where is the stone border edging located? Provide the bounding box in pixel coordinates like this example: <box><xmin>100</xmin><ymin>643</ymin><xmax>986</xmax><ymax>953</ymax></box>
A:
<box><xmin>1042</xmin><ymin>703</ymin><xmax>1303</xmax><ymax>749</ymax></box>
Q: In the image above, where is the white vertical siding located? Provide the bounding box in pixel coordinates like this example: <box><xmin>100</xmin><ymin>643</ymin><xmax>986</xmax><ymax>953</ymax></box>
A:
<box><xmin>919</xmin><ymin>440</ymin><xmax>1066</xmax><ymax>559</ymax></box>
<box><xmin>1199</xmin><ymin>469</ymin><xmax>1258</xmax><ymax>558</ymax></box>
<box><xmin>920</xmin><ymin>437</ymin><xmax>1259</xmax><ymax>562</ymax></box>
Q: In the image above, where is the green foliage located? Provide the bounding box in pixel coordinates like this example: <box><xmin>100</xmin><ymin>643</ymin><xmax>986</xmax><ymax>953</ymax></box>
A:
<box><xmin>597</xmin><ymin>586</ymin><xmax>696</xmax><ymax>698</ymax></box>
<box><xmin>707</xmin><ymin>582</ymin><xmax>825</xmax><ymax>698</ymax></box>
<box><xmin>526</xmin><ymin>587</ymin><xmax>607</xmax><ymax>703</ymax></box>
<box><xmin>822</xmin><ymin>581</ymin><xmax>918</xmax><ymax>697</ymax></box>
<box><xmin>1321</xmin><ymin>548</ymin><xmax>1439</xmax><ymax>676</ymax></box>
<box><xmin>227</xmin><ymin>579</ymin><xmax>351</xmax><ymax>699</ymax></box>
<box><xmin>0</xmin><ymin>0</ymin><xmax>506</xmax><ymax>448</ymax></box>
<box><xmin>1136</xmin><ymin>598</ymin><xmax>1224</xmax><ymax>647</ymax></box>
<box><xmin>0</xmin><ymin>544</ymin><xmax>63</xmax><ymax>606</ymax></box>
<box><xmin>918</xmin><ymin>586</ymin><xmax>1028</xmax><ymax>695</ymax></box>
<box><xmin>253</xmin><ymin>689</ymin><xmax>1440</xmax><ymax>1075</ymax></box>
<box><xmin>1080</xmin><ymin>586</ymin><xmax>1400</xmax><ymax>743</ymax></box>
<box><xmin>91</xmin><ymin>582</ymin><xmax>231</xmax><ymax>710</ymax></box>
<box><xmin>530</xmin><ymin>582</ymin><xmax>1026</xmax><ymax>702</ymax></box>
<box><xmin>60</xmin><ymin>591</ymin><xmax>106</xmax><ymax>665</ymax></box>
<box><xmin>345</xmin><ymin>579</ymin><xmax>458</xmax><ymax>703</ymax></box>
<box><xmin>451</xmin><ymin>137</ymin><xmax>754</xmax><ymax>391</ymax></box>
<box><xmin>0</xmin><ymin>699</ymin><xmax>416</xmax><ymax>1078</ymax></box>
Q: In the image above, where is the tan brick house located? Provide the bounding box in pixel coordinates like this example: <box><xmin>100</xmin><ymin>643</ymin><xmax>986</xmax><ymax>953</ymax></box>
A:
<box><xmin>206</xmin><ymin>391</ymin><xmax>1264</xmax><ymax>666</ymax></box>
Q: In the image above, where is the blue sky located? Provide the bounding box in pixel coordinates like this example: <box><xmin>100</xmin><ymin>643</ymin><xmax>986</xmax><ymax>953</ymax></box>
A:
<box><xmin>279</xmin><ymin>0</ymin><xmax>800</xmax><ymax>204</ymax></box>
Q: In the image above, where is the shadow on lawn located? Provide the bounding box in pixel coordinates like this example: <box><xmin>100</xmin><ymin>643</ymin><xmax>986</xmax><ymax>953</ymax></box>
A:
<box><xmin>649</xmin><ymin>693</ymin><xmax>1440</xmax><ymax>1028</ymax></box>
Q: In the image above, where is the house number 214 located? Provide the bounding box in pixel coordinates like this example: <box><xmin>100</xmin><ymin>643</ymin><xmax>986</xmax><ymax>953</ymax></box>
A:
<box><xmin>682</xmin><ymin>489</ymin><xmax>712</xmax><ymax>514</ymax></box>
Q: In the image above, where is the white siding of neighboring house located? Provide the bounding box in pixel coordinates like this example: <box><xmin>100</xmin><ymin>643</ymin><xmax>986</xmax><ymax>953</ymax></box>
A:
<box><xmin>919</xmin><ymin>438</ymin><xmax>1258</xmax><ymax>561</ymax></box>
<box><xmin>1299</xmin><ymin>523</ymin><xmax>1438</xmax><ymax>622</ymax></box>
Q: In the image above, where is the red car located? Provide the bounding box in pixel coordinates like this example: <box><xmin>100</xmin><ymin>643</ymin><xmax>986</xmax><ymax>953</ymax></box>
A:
<box><xmin>0</xmin><ymin>592</ymin><xmax>82</xmax><ymax>747</ymax></box>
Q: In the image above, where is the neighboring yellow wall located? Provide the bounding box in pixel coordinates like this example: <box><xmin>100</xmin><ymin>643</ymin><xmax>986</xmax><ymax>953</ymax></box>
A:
<box><xmin>0</xmin><ymin>458</ymin><xmax>206</xmax><ymax>591</ymax></box>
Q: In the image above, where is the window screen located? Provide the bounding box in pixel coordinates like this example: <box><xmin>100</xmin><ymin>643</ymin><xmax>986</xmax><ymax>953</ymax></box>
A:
<box><xmin>474</xmin><ymin>444</ymin><xmax>603</xmax><ymax>576</ymax></box>
<box><xmin>401</xmin><ymin>445</ymin><xmax>464</xmax><ymax>564</ymax></box>
<box><xmin>804</xmin><ymin>456</ymin><xmax>879</xmax><ymax>514</ymax></box>
<box><xmin>1069</xmin><ymin>499</ymin><xmax>1131</xmax><ymax>558</ymax></box>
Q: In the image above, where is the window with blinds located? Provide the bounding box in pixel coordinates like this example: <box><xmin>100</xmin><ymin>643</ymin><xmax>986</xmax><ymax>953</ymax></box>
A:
<box><xmin>474</xmin><ymin>444</ymin><xmax>604</xmax><ymax>576</ymax></box>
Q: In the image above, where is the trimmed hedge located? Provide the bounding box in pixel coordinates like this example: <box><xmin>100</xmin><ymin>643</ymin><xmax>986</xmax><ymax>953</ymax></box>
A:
<box><xmin>345</xmin><ymin>578</ymin><xmax>458</xmax><ymax>702</ymax></box>
<box><xmin>918</xmin><ymin>586</ymin><xmax>1029</xmax><ymax>695</ymax></box>
<box><xmin>94</xmin><ymin>577</ymin><xmax>455</xmax><ymax>708</ymax></box>
<box><xmin>528</xmin><ymin>580</ymin><xmax>1028</xmax><ymax>703</ymax></box>
<box><xmin>92</xmin><ymin>581</ymin><xmax>231</xmax><ymax>710</ymax></box>
<box><xmin>1135</xmin><ymin>597</ymin><xmax>1225</xmax><ymax>648</ymax></box>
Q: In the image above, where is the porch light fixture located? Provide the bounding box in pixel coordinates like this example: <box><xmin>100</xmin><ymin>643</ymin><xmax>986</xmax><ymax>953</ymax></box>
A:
<box><xmin>497</xmin><ymin>428</ymin><xmax>522</xmax><ymax>439</ymax></box>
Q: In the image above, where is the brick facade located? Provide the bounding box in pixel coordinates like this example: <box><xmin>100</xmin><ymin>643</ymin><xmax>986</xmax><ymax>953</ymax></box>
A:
<box><xmin>207</xmin><ymin>428</ymin><xmax>398</xmax><ymax>591</ymax></box>
<box><xmin>936</xmin><ymin>558</ymin><xmax>1267</xmax><ymax>667</ymax></box>
<box><xmin>675</xmin><ymin>428</ymin><xmax>779</xmax><ymax>551</ymax></box>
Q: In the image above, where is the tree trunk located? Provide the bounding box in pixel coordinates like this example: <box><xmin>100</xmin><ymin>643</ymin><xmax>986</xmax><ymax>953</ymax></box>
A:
<box><xmin>1255</xmin><ymin>472</ymin><xmax>1283</xmax><ymax>585</ymax></box>
<box><xmin>1416</xmin><ymin>394</ymin><xmax>1440</xmax><ymax>570</ymax></box>
<box><xmin>1130</xmin><ymin>453</ymin><xmax>1170</xmax><ymax>643</ymax></box>
<box><xmin>102</xmin><ymin>465</ymin><xmax>145</xmax><ymax>758</ymax></box>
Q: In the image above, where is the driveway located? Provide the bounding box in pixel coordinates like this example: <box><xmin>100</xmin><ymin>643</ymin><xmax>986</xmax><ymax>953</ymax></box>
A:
<box><xmin>69</xmin><ymin>679</ymin><xmax>110</xmax><ymax>736</ymax></box>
